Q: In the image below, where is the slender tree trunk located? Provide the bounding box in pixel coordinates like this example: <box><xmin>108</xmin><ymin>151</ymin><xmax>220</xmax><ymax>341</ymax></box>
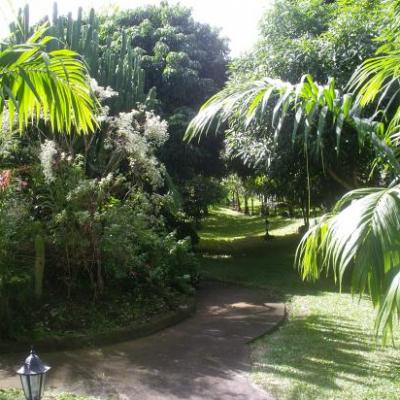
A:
<box><xmin>34</xmin><ymin>233</ymin><xmax>45</xmax><ymax>299</ymax></box>
<box><xmin>288</xmin><ymin>203</ymin><xmax>294</xmax><ymax>218</ymax></box>
<box><xmin>93</xmin><ymin>232</ymin><xmax>104</xmax><ymax>295</ymax></box>
<box><xmin>304</xmin><ymin>146</ymin><xmax>311</xmax><ymax>230</ymax></box>
<box><xmin>236</xmin><ymin>190</ymin><xmax>242</xmax><ymax>212</ymax></box>
<box><xmin>251</xmin><ymin>198</ymin><xmax>254</xmax><ymax>215</ymax></box>
<box><xmin>244</xmin><ymin>195</ymin><xmax>249</xmax><ymax>215</ymax></box>
<box><xmin>300</xmin><ymin>197</ymin><xmax>310</xmax><ymax>228</ymax></box>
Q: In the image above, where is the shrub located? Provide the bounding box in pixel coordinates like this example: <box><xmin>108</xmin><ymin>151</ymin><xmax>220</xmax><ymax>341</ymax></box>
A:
<box><xmin>0</xmin><ymin>83</ymin><xmax>199</xmax><ymax>339</ymax></box>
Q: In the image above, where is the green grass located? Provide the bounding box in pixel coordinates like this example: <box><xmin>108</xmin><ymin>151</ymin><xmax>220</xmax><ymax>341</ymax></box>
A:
<box><xmin>0</xmin><ymin>389</ymin><xmax>98</xmax><ymax>400</ymax></box>
<box><xmin>198</xmin><ymin>206</ymin><xmax>400</xmax><ymax>400</ymax></box>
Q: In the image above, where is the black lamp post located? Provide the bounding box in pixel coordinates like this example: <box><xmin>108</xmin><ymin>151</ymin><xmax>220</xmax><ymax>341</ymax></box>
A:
<box><xmin>16</xmin><ymin>349</ymin><xmax>50</xmax><ymax>400</ymax></box>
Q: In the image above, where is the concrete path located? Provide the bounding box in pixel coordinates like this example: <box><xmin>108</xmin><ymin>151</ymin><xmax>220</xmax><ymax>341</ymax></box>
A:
<box><xmin>0</xmin><ymin>282</ymin><xmax>284</xmax><ymax>400</ymax></box>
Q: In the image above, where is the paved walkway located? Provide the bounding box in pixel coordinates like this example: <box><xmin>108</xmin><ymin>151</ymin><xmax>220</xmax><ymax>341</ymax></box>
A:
<box><xmin>0</xmin><ymin>282</ymin><xmax>284</xmax><ymax>400</ymax></box>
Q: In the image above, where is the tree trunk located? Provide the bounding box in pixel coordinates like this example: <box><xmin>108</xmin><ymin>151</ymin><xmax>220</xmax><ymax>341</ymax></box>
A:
<box><xmin>244</xmin><ymin>195</ymin><xmax>249</xmax><ymax>215</ymax></box>
<box><xmin>260</xmin><ymin>195</ymin><xmax>264</xmax><ymax>216</ymax></box>
<box><xmin>301</xmin><ymin>199</ymin><xmax>310</xmax><ymax>229</ymax></box>
<box><xmin>34</xmin><ymin>234</ymin><xmax>45</xmax><ymax>299</ymax></box>
<box><xmin>236</xmin><ymin>190</ymin><xmax>242</xmax><ymax>212</ymax></box>
<box><xmin>288</xmin><ymin>203</ymin><xmax>294</xmax><ymax>218</ymax></box>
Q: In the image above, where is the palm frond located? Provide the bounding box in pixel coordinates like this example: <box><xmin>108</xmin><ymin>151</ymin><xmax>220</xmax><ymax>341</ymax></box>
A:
<box><xmin>0</xmin><ymin>24</ymin><xmax>97</xmax><ymax>134</ymax></box>
<box><xmin>348</xmin><ymin>0</ymin><xmax>400</xmax><ymax>140</ymax></box>
<box><xmin>185</xmin><ymin>74</ymin><xmax>356</xmax><ymax>160</ymax></box>
<box><xmin>296</xmin><ymin>185</ymin><xmax>400</xmax><ymax>339</ymax></box>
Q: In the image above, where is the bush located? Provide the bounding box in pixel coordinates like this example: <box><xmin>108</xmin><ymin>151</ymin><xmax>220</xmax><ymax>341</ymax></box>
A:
<box><xmin>0</xmin><ymin>186</ymin><xmax>35</xmax><ymax>337</ymax></box>
<box><xmin>0</xmin><ymin>87</ymin><xmax>199</xmax><ymax>339</ymax></box>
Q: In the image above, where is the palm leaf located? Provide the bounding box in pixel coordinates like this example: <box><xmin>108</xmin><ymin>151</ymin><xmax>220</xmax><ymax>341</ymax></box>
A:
<box><xmin>0</xmin><ymin>24</ymin><xmax>97</xmax><ymax>134</ymax></box>
<box><xmin>297</xmin><ymin>185</ymin><xmax>400</xmax><ymax>340</ymax></box>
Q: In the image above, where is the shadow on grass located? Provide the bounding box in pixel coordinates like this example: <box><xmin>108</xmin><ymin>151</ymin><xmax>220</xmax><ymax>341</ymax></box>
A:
<box><xmin>198</xmin><ymin>232</ymin><xmax>342</xmax><ymax>298</ymax></box>
<box><xmin>199</xmin><ymin>206</ymin><xmax>301</xmax><ymax>241</ymax></box>
<box><xmin>198</xmin><ymin>206</ymin><xmax>400</xmax><ymax>400</ymax></box>
<box><xmin>254</xmin><ymin>313</ymin><xmax>400</xmax><ymax>399</ymax></box>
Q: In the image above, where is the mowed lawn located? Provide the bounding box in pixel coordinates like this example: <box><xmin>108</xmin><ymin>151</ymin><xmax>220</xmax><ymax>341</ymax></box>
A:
<box><xmin>198</xmin><ymin>206</ymin><xmax>400</xmax><ymax>400</ymax></box>
<box><xmin>0</xmin><ymin>390</ymin><xmax>97</xmax><ymax>400</ymax></box>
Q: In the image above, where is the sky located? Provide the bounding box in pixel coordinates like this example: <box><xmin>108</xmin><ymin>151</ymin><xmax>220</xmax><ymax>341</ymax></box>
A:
<box><xmin>0</xmin><ymin>0</ymin><xmax>272</xmax><ymax>56</ymax></box>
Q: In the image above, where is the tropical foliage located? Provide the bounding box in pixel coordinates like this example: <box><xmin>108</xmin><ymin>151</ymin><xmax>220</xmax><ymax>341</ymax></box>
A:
<box><xmin>104</xmin><ymin>3</ymin><xmax>229</xmax><ymax>217</ymax></box>
<box><xmin>0</xmin><ymin>17</ymin><xmax>199</xmax><ymax>338</ymax></box>
<box><xmin>186</xmin><ymin>0</ymin><xmax>400</xmax><ymax>338</ymax></box>
<box><xmin>0</xmin><ymin>24</ymin><xmax>97</xmax><ymax>134</ymax></box>
<box><xmin>9</xmin><ymin>5</ymin><xmax>154</xmax><ymax>113</ymax></box>
<box><xmin>0</xmin><ymin>78</ymin><xmax>198</xmax><ymax>339</ymax></box>
<box><xmin>13</xmin><ymin>2</ymin><xmax>230</xmax><ymax>222</ymax></box>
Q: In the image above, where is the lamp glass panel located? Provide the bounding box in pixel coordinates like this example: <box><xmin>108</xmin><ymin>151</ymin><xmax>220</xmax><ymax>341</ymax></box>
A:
<box><xmin>29</xmin><ymin>374</ymin><xmax>42</xmax><ymax>400</ymax></box>
<box><xmin>20</xmin><ymin>375</ymin><xmax>32</xmax><ymax>400</ymax></box>
<box><xmin>20</xmin><ymin>374</ymin><xmax>44</xmax><ymax>400</ymax></box>
<box><xmin>39</xmin><ymin>375</ymin><xmax>46</xmax><ymax>398</ymax></box>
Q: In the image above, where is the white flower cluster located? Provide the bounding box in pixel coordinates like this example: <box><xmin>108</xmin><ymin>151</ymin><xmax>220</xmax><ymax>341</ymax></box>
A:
<box><xmin>98</xmin><ymin>173</ymin><xmax>114</xmax><ymax>190</ymax></box>
<box><xmin>39</xmin><ymin>140</ymin><xmax>58</xmax><ymax>183</ymax></box>
<box><xmin>144</xmin><ymin>111</ymin><xmax>169</xmax><ymax>146</ymax></box>
<box><xmin>90</xmin><ymin>79</ymin><xmax>118</xmax><ymax>101</ymax></box>
<box><xmin>112</xmin><ymin>110</ymin><xmax>168</xmax><ymax>189</ymax></box>
<box><xmin>66</xmin><ymin>173</ymin><xmax>114</xmax><ymax>204</ymax></box>
<box><xmin>115</xmin><ymin>111</ymin><xmax>139</xmax><ymax>133</ymax></box>
<box><xmin>0</xmin><ymin>108</ymin><xmax>18</xmax><ymax>133</ymax></box>
<box><xmin>1</xmin><ymin>109</ymin><xmax>10</xmax><ymax>133</ymax></box>
<box><xmin>90</xmin><ymin>79</ymin><xmax>119</xmax><ymax>123</ymax></box>
<box><xmin>89</xmin><ymin>82</ymin><xmax>169</xmax><ymax>190</ymax></box>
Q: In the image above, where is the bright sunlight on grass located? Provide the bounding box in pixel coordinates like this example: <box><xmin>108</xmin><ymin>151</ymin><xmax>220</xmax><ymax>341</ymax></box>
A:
<box><xmin>0</xmin><ymin>389</ymin><xmax>98</xmax><ymax>400</ymax></box>
<box><xmin>198</xmin><ymin>207</ymin><xmax>400</xmax><ymax>400</ymax></box>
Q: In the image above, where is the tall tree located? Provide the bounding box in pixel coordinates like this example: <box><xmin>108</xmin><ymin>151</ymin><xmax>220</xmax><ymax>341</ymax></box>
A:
<box><xmin>231</xmin><ymin>0</ymin><xmax>382</xmax><ymax>86</ymax></box>
<box><xmin>108</xmin><ymin>2</ymin><xmax>229</xmax><ymax>183</ymax></box>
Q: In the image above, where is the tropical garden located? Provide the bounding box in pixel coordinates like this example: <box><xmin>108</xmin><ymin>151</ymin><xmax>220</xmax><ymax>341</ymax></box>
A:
<box><xmin>1</xmin><ymin>0</ymin><xmax>400</xmax><ymax>399</ymax></box>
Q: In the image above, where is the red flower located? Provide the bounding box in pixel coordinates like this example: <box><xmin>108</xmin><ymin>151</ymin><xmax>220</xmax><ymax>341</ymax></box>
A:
<box><xmin>0</xmin><ymin>170</ymin><xmax>11</xmax><ymax>190</ymax></box>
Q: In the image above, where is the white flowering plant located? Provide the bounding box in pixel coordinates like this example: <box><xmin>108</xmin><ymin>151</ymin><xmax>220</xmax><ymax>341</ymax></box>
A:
<box><xmin>0</xmin><ymin>79</ymin><xmax>198</xmax><ymax>338</ymax></box>
<box><xmin>33</xmin><ymin>82</ymin><xmax>196</xmax><ymax>297</ymax></box>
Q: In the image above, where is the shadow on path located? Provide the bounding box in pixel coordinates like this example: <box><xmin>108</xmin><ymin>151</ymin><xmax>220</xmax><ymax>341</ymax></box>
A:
<box><xmin>0</xmin><ymin>282</ymin><xmax>284</xmax><ymax>400</ymax></box>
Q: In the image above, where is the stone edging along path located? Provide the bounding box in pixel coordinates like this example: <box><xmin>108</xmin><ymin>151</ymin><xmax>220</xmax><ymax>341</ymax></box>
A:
<box><xmin>0</xmin><ymin>281</ymin><xmax>285</xmax><ymax>400</ymax></box>
<box><xmin>0</xmin><ymin>298</ymin><xmax>196</xmax><ymax>355</ymax></box>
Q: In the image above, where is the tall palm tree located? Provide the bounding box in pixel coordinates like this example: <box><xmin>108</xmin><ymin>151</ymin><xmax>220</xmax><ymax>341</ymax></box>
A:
<box><xmin>185</xmin><ymin>5</ymin><xmax>400</xmax><ymax>340</ymax></box>
<box><xmin>0</xmin><ymin>24</ymin><xmax>97</xmax><ymax>134</ymax></box>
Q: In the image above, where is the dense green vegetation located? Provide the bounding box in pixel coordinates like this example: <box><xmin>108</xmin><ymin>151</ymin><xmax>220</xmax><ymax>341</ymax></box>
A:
<box><xmin>187</xmin><ymin>0</ymin><xmax>400</xmax><ymax>339</ymax></box>
<box><xmin>0</xmin><ymin>4</ymin><xmax>222</xmax><ymax>339</ymax></box>
<box><xmin>2</xmin><ymin>0</ymin><xmax>400</xmax><ymax>398</ymax></box>
<box><xmin>0</xmin><ymin>83</ymin><xmax>199</xmax><ymax>339</ymax></box>
<box><xmin>92</xmin><ymin>3</ymin><xmax>229</xmax><ymax>213</ymax></box>
<box><xmin>199</xmin><ymin>207</ymin><xmax>400</xmax><ymax>400</ymax></box>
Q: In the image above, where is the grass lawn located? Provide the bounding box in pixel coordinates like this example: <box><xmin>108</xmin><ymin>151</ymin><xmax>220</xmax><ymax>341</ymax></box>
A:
<box><xmin>0</xmin><ymin>389</ymin><xmax>97</xmax><ymax>400</ymax></box>
<box><xmin>198</xmin><ymin>206</ymin><xmax>400</xmax><ymax>400</ymax></box>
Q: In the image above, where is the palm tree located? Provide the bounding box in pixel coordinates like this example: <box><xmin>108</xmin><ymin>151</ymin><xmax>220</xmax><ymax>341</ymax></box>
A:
<box><xmin>0</xmin><ymin>24</ymin><xmax>97</xmax><ymax>134</ymax></box>
<box><xmin>185</xmin><ymin>6</ymin><xmax>400</xmax><ymax>340</ymax></box>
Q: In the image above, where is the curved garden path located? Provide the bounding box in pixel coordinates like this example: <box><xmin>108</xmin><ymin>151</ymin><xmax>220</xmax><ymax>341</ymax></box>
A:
<box><xmin>0</xmin><ymin>282</ymin><xmax>284</xmax><ymax>400</ymax></box>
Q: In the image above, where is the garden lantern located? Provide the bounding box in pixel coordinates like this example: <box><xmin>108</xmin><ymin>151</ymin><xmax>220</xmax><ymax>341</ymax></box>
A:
<box><xmin>16</xmin><ymin>349</ymin><xmax>50</xmax><ymax>400</ymax></box>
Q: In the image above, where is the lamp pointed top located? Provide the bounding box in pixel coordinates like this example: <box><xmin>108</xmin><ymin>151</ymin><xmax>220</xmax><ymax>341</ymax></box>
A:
<box><xmin>17</xmin><ymin>348</ymin><xmax>51</xmax><ymax>376</ymax></box>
